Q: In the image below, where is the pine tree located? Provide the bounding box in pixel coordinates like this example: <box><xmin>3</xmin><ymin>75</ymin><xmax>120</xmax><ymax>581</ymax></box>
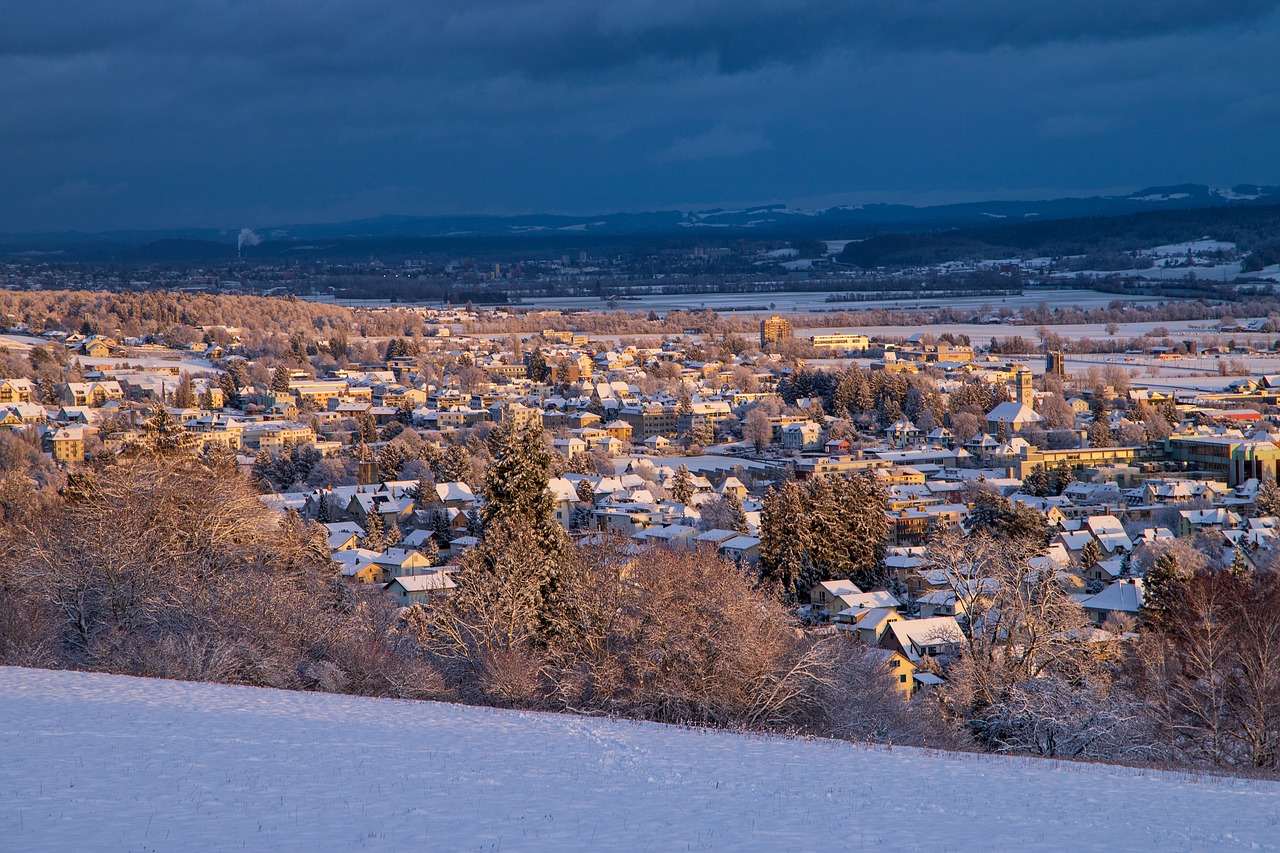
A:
<box><xmin>1050</xmin><ymin>461</ymin><xmax>1075</xmax><ymax>495</ymax></box>
<box><xmin>723</xmin><ymin>490</ymin><xmax>748</xmax><ymax>534</ymax></box>
<box><xmin>1080</xmin><ymin>538</ymin><xmax>1102</xmax><ymax>572</ymax></box>
<box><xmin>840</xmin><ymin>474</ymin><xmax>891</xmax><ymax>590</ymax></box>
<box><xmin>759</xmin><ymin>481</ymin><xmax>816</xmax><ymax>600</ymax></box>
<box><xmin>418</xmin><ymin>533</ymin><xmax>440</xmax><ymax>567</ymax></box>
<box><xmin>173</xmin><ymin>371</ymin><xmax>196</xmax><ymax>409</ymax></box>
<box><xmin>669</xmin><ymin>464</ymin><xmax>694</xmax><ymax>504</ymax></box>
<box><xmin>218</xmin><ymin>371</ymin><xmax>238</xmax><ymax>408</ymax></box>
<box><xmin>1088</xmin><ymin>418</ymin><xmax>1115</xmax><ymax>449</ymax></box>
<box><xmin>481</xmin><ymin>421</ymin><xmax>566</xmax><ymax>557</ymax></box>
<box><xmin>525</xmin><ymin>347</ymin><xmax>549</xmax><ymax>382</ymax></box>
<box><xmin>1227</xmin><ymin>548</ymin><xmax>1252</xmax><ymax>580</ymax></box>
<box><xmin>433</xmin><ymin>443</ymin><xmax>471</xmax><ymax>483</ymax></box>
<box><xmin>1255</xmin><ymin>475</ymin><xmax>1280</xmax><ymax>518</ymax></box>
<box><xmin>431</xmin><ymin>509</ymin><xmax>454</xmax><ymax>542</ymax></box>
<box><xmin>1142</xmin><ymin>551</ymin><xmax>1187</xmax><ymax>628</ymax></box>
<box><xmin>462</xmin><ymin>420</ymin><xmax>569</xmax><ymax>642</ymax></box>
<box><xmin>252</xmin><ymin>449</ymin><xmax>275</xmax><ymax>488</ymax></box>
<box><xmin>1022</xmin><ymin>464</ymin><xmax>1050</xmax><ymax>497</ymax></box>
<box><xmin>413</xmin><ymin>471</ymin><xmax>437</xmax><ymax>510</ymax></box>
<box><xmin>316</xmin><ymin>495</ymin><xmax>331</xmax><ymax>524</ymax></box>
<box><xmin>270</xmin><ymin>365</ymin><xmax>292</xmax><ymax>394</ymax></box>
<box><xmin>362</xmin><ymin>508</ymin><xmax>387</xmax><ymax>552</ymax></box>
<box><xmin>144</xmin><ymin>402</ymin><xmax>196</xmax><ymax>457</ymax></box>
<box><xmin>805</xmin><ymin>476</ymin><xmax>850</xmax><ymax>580</ymax></box>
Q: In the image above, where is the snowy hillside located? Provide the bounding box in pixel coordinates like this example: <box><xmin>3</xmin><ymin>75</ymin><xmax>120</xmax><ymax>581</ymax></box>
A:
<box><xmin>1</xmin><ymin>667</ymin><xmax>1277</xmax><ymax>851</ymax></box>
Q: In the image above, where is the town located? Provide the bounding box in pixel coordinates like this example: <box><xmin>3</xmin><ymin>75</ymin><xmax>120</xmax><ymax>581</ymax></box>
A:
<box><xmin>3</xmin><ymin>286</ymin><xmax>1280</xmax><ymax>766</ymax></box>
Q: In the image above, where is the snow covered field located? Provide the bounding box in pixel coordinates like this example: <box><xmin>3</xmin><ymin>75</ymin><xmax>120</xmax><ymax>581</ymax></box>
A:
<box><xmin>2</xmin><ymin>668</ymin><xmax>1278</xmax><ymax>852</ymax></box>
<box><xmin>512</xmin><ymin>288</ymin><xmax>1176</xmax><ymax>316</ymax></box>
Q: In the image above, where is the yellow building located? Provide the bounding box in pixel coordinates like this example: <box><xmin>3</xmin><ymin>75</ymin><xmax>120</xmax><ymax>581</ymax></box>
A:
<box><xmin>50</xmin><ymin>426</ymin><xmax>86</xmax><ymax>463</ymax></box>
<box><xmin>760</xmin><ymin>315</ymin><xmax>792</xmax><ymax>347</ymax></box>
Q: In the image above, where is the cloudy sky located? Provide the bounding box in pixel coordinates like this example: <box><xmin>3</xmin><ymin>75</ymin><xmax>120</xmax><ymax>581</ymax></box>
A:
<box><xmin>4</xmin><ymin>1</ymin><xmax>1280</xmax><ymax>231</ymax></box>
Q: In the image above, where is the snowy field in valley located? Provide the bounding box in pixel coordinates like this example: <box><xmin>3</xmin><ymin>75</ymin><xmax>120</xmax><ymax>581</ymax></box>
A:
<box><xmin>2</xmin><ymin>668</ymin><xmax>1279</xmax><ymax>852</ymax></box>
<box><xmin>509</xmin><ymin>288</ymin><xmax>1177</xmax><ymax>316</ymax></box>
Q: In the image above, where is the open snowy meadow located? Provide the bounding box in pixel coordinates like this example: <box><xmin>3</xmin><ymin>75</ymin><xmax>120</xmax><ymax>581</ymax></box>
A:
<box><xmin>2</xmin><ymin>667</ymin><xmax>1278</xmax><ymax>851</ymax></box>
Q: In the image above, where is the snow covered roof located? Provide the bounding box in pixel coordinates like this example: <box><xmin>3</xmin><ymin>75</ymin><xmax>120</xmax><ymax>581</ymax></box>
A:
<box><xmin>1081</xmin><ymin>579</ymin><xmax>1144</xmax><ymax>614</ymax></box>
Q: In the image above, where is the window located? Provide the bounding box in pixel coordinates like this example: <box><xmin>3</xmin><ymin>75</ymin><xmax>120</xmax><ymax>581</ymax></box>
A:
<box><xmin>899</xmin><ymin>675</ymin><xmax>907</xmax><ymax>683</ymax></box>
<box><xmin>889</xmin><ymin>659</ymin><xmax>900</xmax><ymax>668</ymax></box>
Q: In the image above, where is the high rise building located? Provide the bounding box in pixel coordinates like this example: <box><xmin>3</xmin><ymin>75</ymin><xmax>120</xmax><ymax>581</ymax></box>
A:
<box><xmin>760</xmin><ymin>315</ymin><xmax>792</xmax><ymax>347</ymax></box>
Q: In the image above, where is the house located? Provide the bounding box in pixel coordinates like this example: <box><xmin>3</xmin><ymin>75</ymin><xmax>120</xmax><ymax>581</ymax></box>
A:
<box><xmin>986</xmin><ymin>401</ymin><xmax>1042</xmax><ymax>433</ymax></box>
<box><xmin>847</xmin><ymin>607</ymin><xmax>904</xmax><ymax>645</ymax></box>
<box><xmin>385</xmin><ymin>572</ymin><xmax>456</xmax><ymax>606</ymax></box>
<box><xmin>810</xmin><ymin>579</ymin><xmax>862</xmax><ymax>610</ymax></box>
<box><xmin>880</xmin><ymin>616</ymin><xmax>965</xmax><ymax>662</ymax></box>
<box><xmin>916</xmin><ymin>590</ymin><xmax>964</xmax><ymax>619</ymax></box>
<box><xmin>332</xmin><ymin>548</ymin><xmax>382</xmax><ymax>584</ymax></box>
<box><xmin>80</xmin><ymin>336</ymin><xmax>114</xmax><ymax>358</ymax></box>
<box><xmin>1080</xmin><ymin>578</ymin><xmax>1144</xmax><ymax>626</ymax></box>
<box><xmin>718</xmin><ymin>535</ymin><xmax>761</xmax><ymax>566</ymax></box>
<box><xmin>867</xmin><ymin>648</ymin><xmax>919</xmax><ymax>699</ymax></box>
<box><xmin>59</xmin><ymin>380</ymin><xmax>124</xmax><ymax>407</ymax></box>
<box><xmin>831</xmin><ymin>591</ymin><xmax>902</xmax><ymax>624</ymax></box>
<box><xmin>49</xmin><ymin>426</ymin><xmax>86</xmax><ymax>462</ymax></box>
<box><xmin>0</xmin><ymin>378</ymin><xmax>34</xmax><ymax>404</ymax></box>
<box><xmin>372</xmin><ymin>547</ymin><xmax>438</xmax><ymax>579</ymax></box>
<box><xmin>781</xmin><ymin>421</ymin><xmax>822</xmax><ymax>452</ymax></box>
<box><xmin>885</xmin><ymin>419</ymin><xmax>921</xmax><ymax>448</ymax></box>
<box><xmin>324</xmin><ymin>522</ymin><xmax>366</xmax><ymax>551</ymax></box>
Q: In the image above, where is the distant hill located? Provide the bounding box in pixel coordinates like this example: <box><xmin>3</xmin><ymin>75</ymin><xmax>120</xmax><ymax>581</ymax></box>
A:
<box><xmin>2</xmin><ymin>184</ymin><xmax>1278</xmax><ymax>262</ymax></box>
<box><xmin>838</xmin><ymin>202</ymin><xmax>1280</xmax><ymax>268</ymax></box>
<box><xmin>3</xmin><ymin>666</ymin><xmax>1276</xmax><ymax>851</ymax></box>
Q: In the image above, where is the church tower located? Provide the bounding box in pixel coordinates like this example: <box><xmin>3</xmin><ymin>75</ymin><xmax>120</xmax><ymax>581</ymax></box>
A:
<box><xmin>1015</xmin><ymin>366</ymin><xmax>1034</xmax><ymax>407</ymax></box>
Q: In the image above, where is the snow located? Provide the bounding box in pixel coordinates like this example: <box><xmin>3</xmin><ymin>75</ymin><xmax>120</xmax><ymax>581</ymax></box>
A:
<box><xmin>3</xmin><ymin>667</ymin><xmax>1279</xmax><ymax>851</ymax></box>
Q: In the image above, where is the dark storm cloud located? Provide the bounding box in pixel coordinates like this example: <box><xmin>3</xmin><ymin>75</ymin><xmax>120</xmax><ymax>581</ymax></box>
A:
<box><xmin>2</xmin><ymin>1</ymin><xmax>1279</xmax><ymax>230</ymax></box>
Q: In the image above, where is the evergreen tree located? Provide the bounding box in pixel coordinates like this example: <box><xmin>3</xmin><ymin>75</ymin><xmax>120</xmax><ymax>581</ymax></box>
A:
<box><xmin>466</xmin><ymin>420</ymin><xmax>568</xmax><ymax>641</ymax></box>
<box><xmin>413</xmin><ymin>470</ymin><xmax>438</xmax><ymax>510</ymax></box>
<box><xmin>759</xmin><ymin>481</ymin><xmax>816</xmax><ymax>600</ymax></box>
<box><xmin>227</xmin><ymin>359</ymin><xmax>249</xmax><ymax>393</ymax></box>
<box><xmin>1141</xmin><ymin>551</ymin><xmax>1187</xmax><ymax>628</ymax></box>
<box><xmin>1228</xmin><ymin>548</ymin><xmax>1252</xmax><ymax>580</ymax></box>
<box><xmin>173</xmin><ymin>371</ymin><xmax>197</xmax><ymax>409</ymax></box>
<box><xmin>418</xmin><ymin>533</ymin><xmax>440</xmax><ymax>567</ymax></box>
<box><xmin>1080</xmin><ymin>538</ymin><xmax>1102</xmax><ymax>575</ymax></box>
<box><xmin>575</xmin><ymin>479</ymin><xmax>595</xmax><ymax>506</ymax></box>
<box><xmin>218</xmin><ymin>371</ymin><xmax>239</xmax><ymax>408</ymax></box>
<box><xmin>362</xmin><ymin>508</ymin><xmax>387</xmax><ymax>552</ymax></box>
<box><xmin>356</xmin><ymin>412</ymin><xmax>378</xmax><ymax>444</ymax></box>
<box><xmin>840</xmin><ymin>474</ymin><xmax>891</xmax><ymax>590</ymax></box>
<box><xmin>270</xmin><ymin>365</ymin><xmax>292</xmax><ymax>394</ymax></box>
<box><xmin>722</xmin><ymin>490</ymin><xmax>748</xmax><ymax>534</ymax></box>
<box><xmin>434</xmin><ymin>443</ymin><xmax>471</xmax><ymax>483</ymax></box>
<box><xmin>251</xmin><ymin>449</ymin><xmax>275</xmax><ymax>488</ymax></box>
<box><xmin>1255</xmin><ymin>475</ymin><xmax>1280</xmax><ymax>518</ymax></box>
<box><xmin>480</xmin><ymin>421</ymin><xmax>566</xmax><ymax>558</ymax></box>
<box><xmin>1088</xmin><ymin>418</ymin><xmax>1115</xmax><ymax>448</ymax></box>
<box><xmin>378</xmin><ymin>443</ymin><xmax>406</xmax><ymax>481</ymax></box>
<box><xmin>1022</xmin><ymin>464</ymin><xmax>1050</xmax><ymax>497</ymax></box>
<box><xmin>1050</xmin><ymin>461</ymin><xmax>1075</xmax><ymax>495</ymax></box>
<box><xmin>316</xmin><ymin>495</ymin><xmax>331</xmax><ymax>524</ymax></box>
<box><xmin>144</xmin><ymin>402</ymin><xmax>196</xmax><ymax>457</ymax></box>
<box><xmin>669</xmin><ymin>464</ymin><xmax>694</xmax><ymax>504</ymax></box>
<box><xmin>805</xmin><ymin>476</ymin><xmax>850</xmax><ymax>579</ymax></box>
<box><xmin>525</xmin><ymin>347</ymin><xmax>549</xmax><ymax>382</ymax></box>
<box><xmin>430</xmin><ymin>509</ymin><xmax>454</xmax><ymax>542</ymax></box>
